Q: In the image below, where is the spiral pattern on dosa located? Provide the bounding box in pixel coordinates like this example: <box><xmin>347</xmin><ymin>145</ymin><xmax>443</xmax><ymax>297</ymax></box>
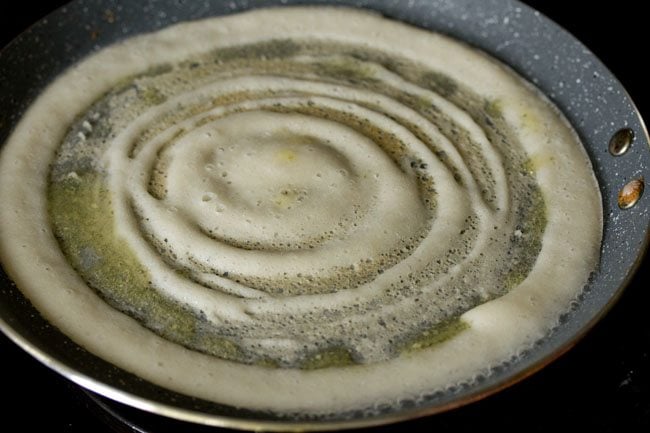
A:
<box><xmin>49</xmin><ymin>39</ymin><xmax>547</xmax><ymax>367</ymax></box>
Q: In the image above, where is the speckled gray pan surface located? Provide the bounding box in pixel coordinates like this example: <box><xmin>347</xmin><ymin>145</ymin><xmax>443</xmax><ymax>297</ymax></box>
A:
<box><xmin>0</xmin><ymin>0</ymin><xmax>648</xmax><ymax>429</ymax></box>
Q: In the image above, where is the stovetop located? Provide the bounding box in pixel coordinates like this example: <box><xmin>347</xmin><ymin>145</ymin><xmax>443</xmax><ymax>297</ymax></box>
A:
<box><xmin>1</xmin><ymin>1</ymin><xmax>648</xmax><ymax>432</ymax></box>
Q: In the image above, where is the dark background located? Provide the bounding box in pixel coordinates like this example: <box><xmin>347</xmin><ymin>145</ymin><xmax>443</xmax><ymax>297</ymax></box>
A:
<box><xmin>1</xmin><ymin>1</ymin><xmax>648</xmax><ymax>432</ymax></box>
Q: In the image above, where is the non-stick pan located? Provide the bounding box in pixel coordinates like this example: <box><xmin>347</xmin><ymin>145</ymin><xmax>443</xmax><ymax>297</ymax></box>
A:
<box><xmin>1</xmin><ymin>0</ymin><xmax>648</xmax><ymax>431</ymax></box>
